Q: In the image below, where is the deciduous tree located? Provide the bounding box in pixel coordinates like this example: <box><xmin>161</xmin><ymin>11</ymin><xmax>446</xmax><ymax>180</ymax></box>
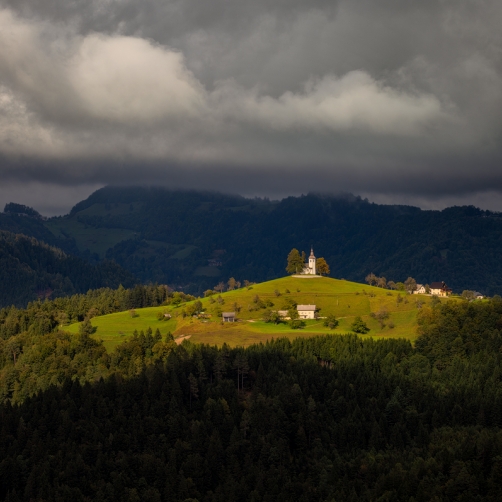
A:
<box><xmin>365</xmin><ymin>273</ymin><xmax>377</xmax><ymax>286</ymax></box>
<box><xmin>323</xmin><ymin>314</ymin><xmax>339</xmax><ymax>329</ymax></box>
<box><xmin>351</xmin><ymin>316</ymin><xmax>370</xmax><ymax>334</ymax></box>
<box><xmin>316</xmin><ymin>257</ymin><xmax>330</xmax><ymax>276</ymax></box>
<box><xmin>404</xmin><ymin>277</ymin><xmax>417</xmax><ymax>294</ymax></box>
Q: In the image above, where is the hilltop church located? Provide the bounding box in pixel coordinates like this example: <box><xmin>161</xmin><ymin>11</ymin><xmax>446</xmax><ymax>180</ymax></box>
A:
<box><xmin>301</xmin><ymin>247</ymin><xmax>317</xmax><ymax>275</ymax></box>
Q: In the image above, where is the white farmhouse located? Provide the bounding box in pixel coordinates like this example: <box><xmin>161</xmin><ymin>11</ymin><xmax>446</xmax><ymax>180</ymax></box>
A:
<box><xmin>414</xmin><ymin>284</ymin><xmax>426</xmax><ymax>294</ymax></box>
<box><xmin>430</xmin><ymin>281</ymin><xmax>452</xmax><ymax>297</ymax></box>
<box><xmin>297</xmin><ymin>305</ymin><xmax>317</xmax><ymax>319</ymax></box>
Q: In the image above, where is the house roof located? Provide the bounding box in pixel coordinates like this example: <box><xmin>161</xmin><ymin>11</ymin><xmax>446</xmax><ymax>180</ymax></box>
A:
<box><xmin>430</xmin><ymin>282</ymin><xmax>446</xmax><ymax>289</ymax></box>
<box><xmin>222</xmin><ymin>312</ymin><xmax>236</xmax><ymax>317</ymax></box>
<box><xmin>297</xmin><ymin>305</ymin><xmax>316</xmax><ymax>311</ymax></box>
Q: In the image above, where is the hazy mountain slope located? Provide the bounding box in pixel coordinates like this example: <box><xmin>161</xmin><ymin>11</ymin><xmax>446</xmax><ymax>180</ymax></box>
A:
<box><xmin>0</xmin><ymin>211</ymin><xmax>79</xmax><ymax>254</ymax></box>
<box><xmin>42</xmin><ymin>187</ymin><xmax>502</xmax><ymax>295</ymax></box>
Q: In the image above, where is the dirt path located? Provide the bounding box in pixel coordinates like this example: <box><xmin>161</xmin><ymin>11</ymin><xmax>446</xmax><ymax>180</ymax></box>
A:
<box><xmin>175</xmin><ymin>334</ymin><xmax>192</xmax><ymax>345</ymax></box>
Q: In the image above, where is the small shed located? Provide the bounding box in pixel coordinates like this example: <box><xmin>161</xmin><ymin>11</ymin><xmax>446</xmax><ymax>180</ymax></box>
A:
<box><xmin>222</xmin><ymin>312</ymin><xmax>236</xmax><ymax>322</ymax></box>
<box><xmin>297</xmin><ymin>305</ymin><xmax>317</xmax><ymax>320</ymax></box>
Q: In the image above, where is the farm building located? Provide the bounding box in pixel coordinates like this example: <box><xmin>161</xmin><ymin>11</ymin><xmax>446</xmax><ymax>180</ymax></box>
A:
<box><xmin>430</xmin><ymin>281</ymin><xmax>452</xmax><ymax>297</ymax></box>
<box><xmin>222</xmin><ymin>312</ymin><xmax>236</xmax><ymax>322</ymax></box>
<box><xmin>297</xmin><ymin>305</ymin><xmax>317</xmax><ymax>319</ymax></box>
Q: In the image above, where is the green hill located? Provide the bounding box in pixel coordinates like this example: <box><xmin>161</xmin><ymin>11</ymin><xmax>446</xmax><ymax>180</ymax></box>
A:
<box><xmin>67</xmin><ymin>276</ymin><xmax>435</xmax><ymax>350</ymax></box>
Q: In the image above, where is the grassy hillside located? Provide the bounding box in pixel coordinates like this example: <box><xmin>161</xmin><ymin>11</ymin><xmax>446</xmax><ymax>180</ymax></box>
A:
<box><xmin>66</xmin><ymin>276</ymin><xmax>436</xmax><ymax>350</ymax></box>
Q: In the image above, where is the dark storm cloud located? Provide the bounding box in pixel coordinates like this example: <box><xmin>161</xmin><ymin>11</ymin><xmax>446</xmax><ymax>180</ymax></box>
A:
<box><xmin>0</xmin><ymin>0</ymin><xmax>501</xmax><ymax>213</ymax></box>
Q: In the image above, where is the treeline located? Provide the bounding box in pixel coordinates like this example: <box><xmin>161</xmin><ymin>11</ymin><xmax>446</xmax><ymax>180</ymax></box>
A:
<box><xmin>0</xmin><ymin>231</ymin><xmax>137</xmax><ymax>308</ymax></box>
<box><xmin>0</xmin><ymin>297</ymin><xmax>502</xmax><ymax>499</ymax></box>
<box><xmin>0</xmin><ymin>284</ymin><xmax>190</xmax><ymax>340</ymax></box>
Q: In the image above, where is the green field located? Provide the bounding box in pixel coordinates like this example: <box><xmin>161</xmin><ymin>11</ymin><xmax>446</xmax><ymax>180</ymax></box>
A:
<box><xmin>45</xmin><ymin>218</ymin><xmax>137</xmax><ymax>258</ymax></box>
<box><xmin>66</xmin><ymin>276</ymin><xmax>440</xmax><ymax>351</ymax></box>
<box><xmin>46</xmin><ymin>214</ymin><xmax>198</xmax><ymax>260</ymax></box>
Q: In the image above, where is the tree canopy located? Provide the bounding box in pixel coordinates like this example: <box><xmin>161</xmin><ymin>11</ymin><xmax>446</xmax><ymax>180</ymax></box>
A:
<box><xmin>286</xmin><ymin>248</ymin><xmax>304</xmax><ymax>274</ymax></box>
<box><xmin>316</xmin><ymin>257</ymin><xmax>330</xmax><ymax>276</ymax></box>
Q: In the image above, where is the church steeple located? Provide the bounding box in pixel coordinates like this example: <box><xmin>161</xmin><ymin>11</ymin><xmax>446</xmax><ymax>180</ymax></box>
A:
<box><xmin>309</xmin><ymin>246</ymin><xmax>316</xmax><ymax>275</ymax></box>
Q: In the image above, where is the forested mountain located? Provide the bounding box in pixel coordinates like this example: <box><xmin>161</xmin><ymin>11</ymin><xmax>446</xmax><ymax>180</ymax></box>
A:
<box><xmin>0</xmin><ymin>231</ymin><xmax>137</xmax><ymax>308</ymax></box>
<box><xmin>0</xmin><ymin>210</ymin><xmax>78</xmax><ymax>254</ymax></box>
<box><xmin>39</xmin><ymin>186</ymin><xmax>502</xmax><ymax>296</ymax></box>
<box><xmin>1</xmin><ymin>296</ymin><xmax>502</xmax><ymax>500</ymax></box>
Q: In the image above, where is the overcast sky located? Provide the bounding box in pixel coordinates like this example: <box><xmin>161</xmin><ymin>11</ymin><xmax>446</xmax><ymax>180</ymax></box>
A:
<box><xmin>0</xmin><ymin>0</ymin><xmax>501</xmax><ymax>215</ymax></box>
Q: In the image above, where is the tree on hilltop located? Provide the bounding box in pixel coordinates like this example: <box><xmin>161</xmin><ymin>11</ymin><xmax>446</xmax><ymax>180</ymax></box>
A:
<box><xmin>377</xmin><ymin>277</ymin><xmax>387</xmax><ymax>288</ymax></box>
<box><xmin>365</xmin><ymin>273</ymin><xmax>377</xmax><ymax>286</ymax></box>
<box><xmin>286</xmin><ymin>248</ymin><xmax>304</xmax><ymax>275</ymax></box>
<box><xmin>404</xmin><ymin>277</ymin><xmax>417</xmax><ymax>294</ymax></box>
<box><xmin>317</xmin><ymin>257</ymin><xmax>330</xmax><ymax>276</ymax></box>
<box><xmin>214</xmin><ymin>282</ymin><xmax>225</xmax><ymax>293</ymax></box>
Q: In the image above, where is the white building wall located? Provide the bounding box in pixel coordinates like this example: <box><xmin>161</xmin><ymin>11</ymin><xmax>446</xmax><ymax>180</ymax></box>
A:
<box><xmin>309</xmin><ymin>257</ymin><xmax>316</xmax><ymax>275</ymax></box>
<box><xmin>298</xmin><ymin>310</ymin><xmax>316</xmax><ymax>319</ymax></box>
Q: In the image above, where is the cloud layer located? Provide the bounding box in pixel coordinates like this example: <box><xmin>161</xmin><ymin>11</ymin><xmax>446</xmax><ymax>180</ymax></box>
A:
<box><xmin>0</xmin><ymin>0</ymin><xmax>501</xmax><ymax>213</ymax></box>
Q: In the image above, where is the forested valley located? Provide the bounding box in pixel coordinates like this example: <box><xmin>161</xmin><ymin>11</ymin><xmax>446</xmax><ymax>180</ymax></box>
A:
<box><xmin>0</xmin><ymin>231</ymin><xmax>137</xmax><ymax>308</ymax></box>
<box><xmin>1</xmin><ymin>288</ymin><xmax>502</xmax><ymax>501</ymax></box>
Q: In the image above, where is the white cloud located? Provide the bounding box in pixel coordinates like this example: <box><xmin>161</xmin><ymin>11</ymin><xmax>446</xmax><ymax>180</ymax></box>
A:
<box><xmin>69</xmin><ymin>35</ymin><xmax>207</xmax><ymax>123</ymax></box>
<box><xmin>0</xmin><ymin>7</ymin><xmax>447</xmax><ymax>152</ymax></box>
<box><xmin>214</xmin><ymin>71</ymin><xmax>444</xmax><ymax>135</ymax></box>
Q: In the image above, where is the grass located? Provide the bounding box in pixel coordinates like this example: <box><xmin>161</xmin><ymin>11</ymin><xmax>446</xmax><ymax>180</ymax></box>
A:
<box><xmin>46</xmin><ymin>209</ymin><xmax>198</xmax><ymax>260</ymax></box>
<box><xmin>45</xmin><ymin>218</ymin><xmax>137</xmax><ymax>258</ymax></box>
<box><xmin>66</xmin><ymin>276</ymin><xmax>442</xmax><ymax>352</ymax></box>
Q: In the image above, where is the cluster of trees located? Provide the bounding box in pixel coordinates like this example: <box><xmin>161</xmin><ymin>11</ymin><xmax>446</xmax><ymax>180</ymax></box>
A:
<box><xmin>4</xmin><ymin>202</ymin><xmax>44</xmax><ymax>219</ymax></box>
<box><xmin>207</xmin><ymin>278</ymin><xmax>255</xmax><ymax>296</ymax></box>
<box><xmin>1</xmin><ymin>295</ymin><xmax>502</xmax><ymax>499</ymax></box>
<box><xmin>365</xmin><ymin>273</ymin><xmax>422</xmax><ymax>293</ymax></box>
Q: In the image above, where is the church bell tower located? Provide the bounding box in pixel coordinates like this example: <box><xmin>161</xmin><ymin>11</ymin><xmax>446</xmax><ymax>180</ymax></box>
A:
<box><xmin>309</xmin><ymin>246</ymin><xmax>316</xmax><ymax>275</ymax></box>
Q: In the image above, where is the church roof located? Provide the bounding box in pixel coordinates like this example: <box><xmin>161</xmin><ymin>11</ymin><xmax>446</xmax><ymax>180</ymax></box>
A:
<box><xmin>309</xmin><ymin>247</ymin><xmax>315</xmax><ymax>258</ymax></box>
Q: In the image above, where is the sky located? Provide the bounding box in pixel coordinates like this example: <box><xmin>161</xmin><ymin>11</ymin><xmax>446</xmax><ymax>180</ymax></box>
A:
<box><xmin>0</xmin><ymin>0</ymin><xmax>501</xmax><ymax>215</ymax></box>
